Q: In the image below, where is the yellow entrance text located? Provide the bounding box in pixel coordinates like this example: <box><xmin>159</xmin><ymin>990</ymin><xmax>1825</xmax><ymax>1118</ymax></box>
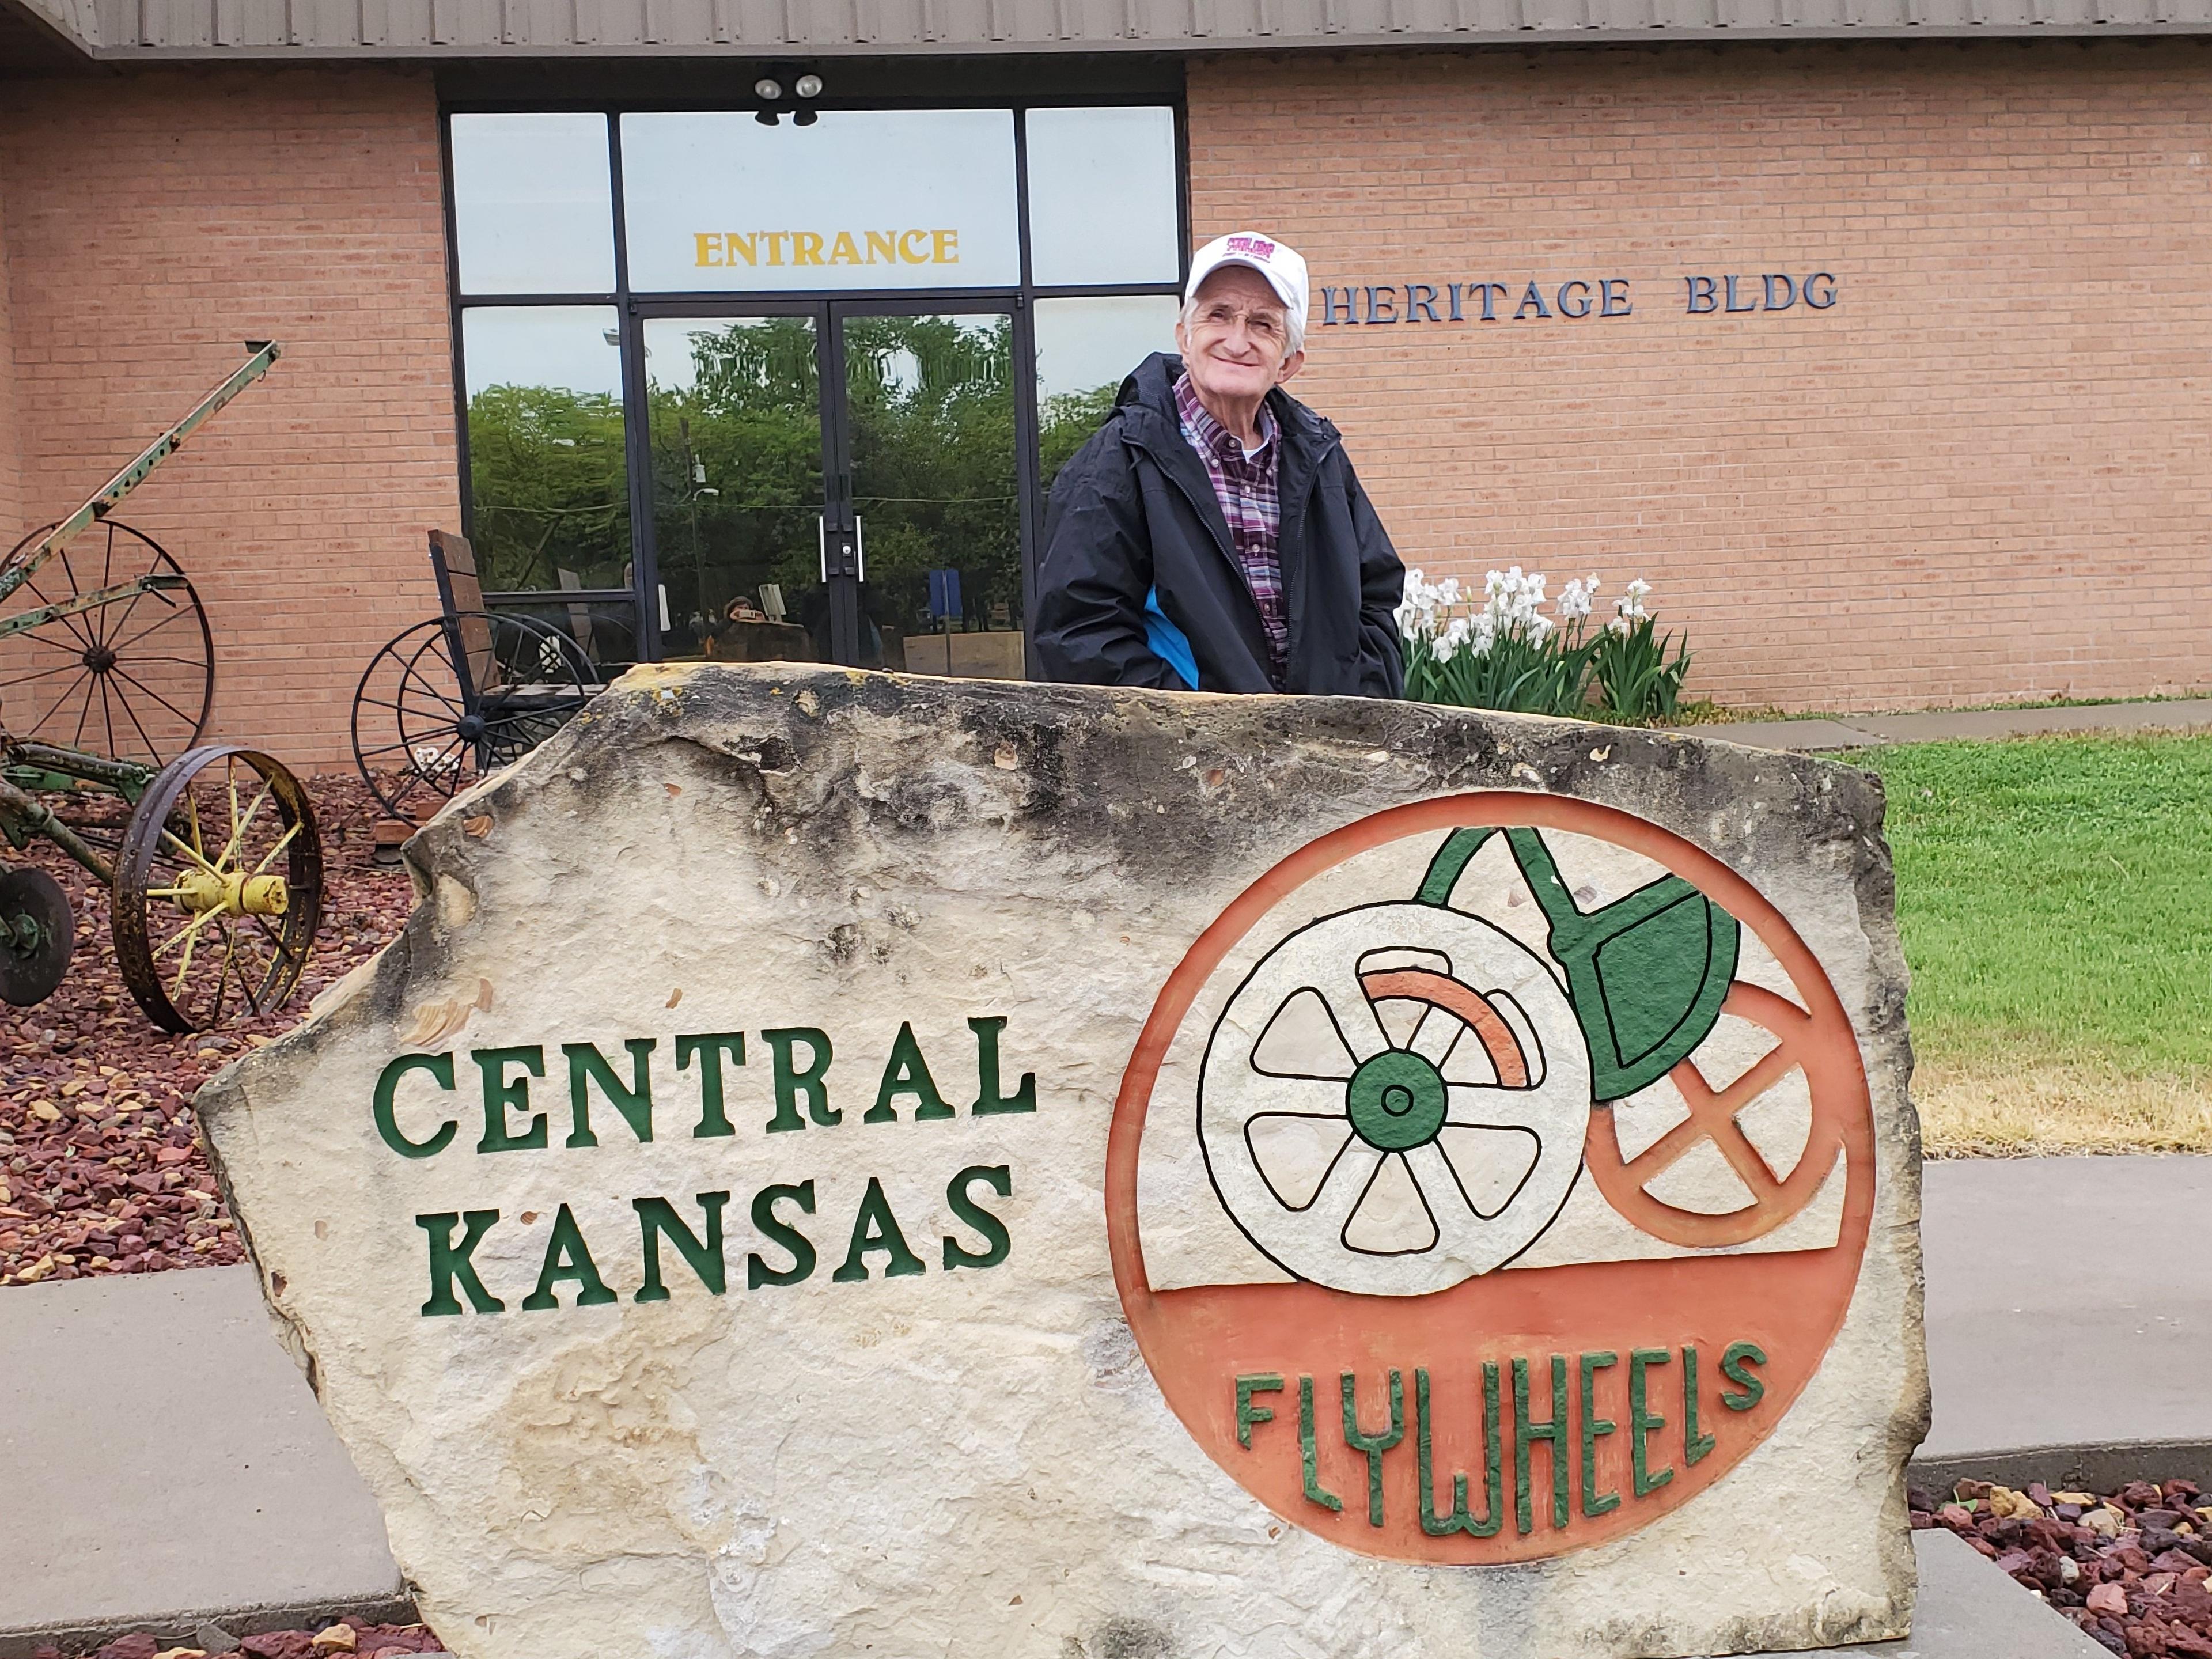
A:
<box><xmin>692</xmin><ymin>230</ymin><xmax>960</xmax><ymax>269</ymax></box>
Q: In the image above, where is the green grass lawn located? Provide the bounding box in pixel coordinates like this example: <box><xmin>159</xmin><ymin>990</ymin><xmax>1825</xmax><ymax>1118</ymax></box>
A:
<box><xmin>1858</xmin><ymin>733</ymin><xmax>2212</xmax><ymax>1152</ymax></box>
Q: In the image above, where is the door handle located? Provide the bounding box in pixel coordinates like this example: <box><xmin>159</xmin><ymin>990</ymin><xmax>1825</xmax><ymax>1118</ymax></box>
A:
<box><xmin>819</xmin><ymin>515</ymin><xmax>862</xmax><ymax>581</ymax></box>
<box><xmin>853</xmin><ymin>515</ymin><xmax>865</xmax><ymax>584</ymax></box>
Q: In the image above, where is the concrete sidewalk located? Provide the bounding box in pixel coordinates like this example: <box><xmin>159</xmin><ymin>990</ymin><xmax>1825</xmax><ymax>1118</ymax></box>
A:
<box><xmin>1916</xmin><ymin>1154</ymin><xmax>2212</xmax><ymax>1492</ymax></box>
<box><xmin>2</xmin><ymin>1156</ymin><xmax>2207</xmax><ymax>1653</ymax></box>
<box><xmin>0</xmin><ymin>1265</ymin><xmax>409</xmax><ymax>1658</ymax></box>
<box><xmin>1715</xmin><ymin>696</ymin><xmax>2212</xmax><ymax>754</ymax></box>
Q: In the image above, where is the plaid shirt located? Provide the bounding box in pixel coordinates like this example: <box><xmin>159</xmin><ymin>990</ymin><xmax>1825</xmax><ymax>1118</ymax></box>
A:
<box><xmin>1174</xmin><ymin>372</ymin><xmax>1287</xmax><ymax>687</ymax></box>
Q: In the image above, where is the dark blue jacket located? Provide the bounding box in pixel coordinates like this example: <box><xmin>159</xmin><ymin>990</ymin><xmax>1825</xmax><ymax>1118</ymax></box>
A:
<box><xmin>1034</xmin><ymin>353</ymin><xmax>1406</xmax><ymax>698</ymax></box>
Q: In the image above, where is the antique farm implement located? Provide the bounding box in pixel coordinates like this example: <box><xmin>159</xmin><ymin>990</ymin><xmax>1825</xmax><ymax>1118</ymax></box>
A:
<box><xmin>0</xmin><ymin>342</ymin><xmax>324</xmax><ymax>1032</ymax></box>
<box><xmin>351</xmin><ymin>530</ymin><xmax>600</xmax><ymax>820</ymax></box>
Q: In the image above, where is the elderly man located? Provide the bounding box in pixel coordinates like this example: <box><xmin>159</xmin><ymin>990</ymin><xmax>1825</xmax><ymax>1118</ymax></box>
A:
<box><xmin>1034</xmin><ymin>232</ymin><xmax>1406</xmax><ymax>696</ymax></box>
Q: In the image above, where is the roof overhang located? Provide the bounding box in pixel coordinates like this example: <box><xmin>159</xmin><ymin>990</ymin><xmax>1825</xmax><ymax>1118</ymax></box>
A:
<box><xmin>7</xmin><ymin>0</ymin><xmax>2205</xmax><ymax>67</ymax></box>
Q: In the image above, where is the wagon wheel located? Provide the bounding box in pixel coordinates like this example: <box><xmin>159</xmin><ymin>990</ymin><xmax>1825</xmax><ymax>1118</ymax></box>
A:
<box><xmin>111</xmin><ymin>746</ymin><xmax>323</xmax><ymax>1033</ymax></box>
<box><xmin>0</xmin><ymin>520</ymin><xmax>215</xmax><ymax>767</ymax></box>
<box><xmin>1581</xmin><ymin>982</ymin><xmax>1852</xmax><ymax>1248</ymax></box>
<box><xmin>351</xmin><ymin>613</ymin><xmax>593</xmax><ymax>820</ymax></box>
<box><xmin>0</xmin><ymin>866</ymin><xmax>74</xmax><ymax>1008</ymax></box>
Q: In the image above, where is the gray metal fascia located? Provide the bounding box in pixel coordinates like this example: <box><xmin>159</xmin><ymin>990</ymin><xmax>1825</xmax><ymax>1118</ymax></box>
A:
<box><xmin>49</xmin><ymin>0</ymin><xmax>2212</xmax><ymax>60</ymax></box>
<box><xmin>3</xmin><ymin>0</ymin><xmax>100</xmax><ymax>52</ymax></box>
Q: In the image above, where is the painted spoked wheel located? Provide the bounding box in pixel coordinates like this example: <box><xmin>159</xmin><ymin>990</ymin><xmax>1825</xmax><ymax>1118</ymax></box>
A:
<box><xmin>351</xmin><ymin>613</ymin><xmax>594</xmax><ymax>820</ymax></box>
<box><xmin>0</xmin><ymin>866</ymin><xmax>74</xmax><ymax>1008</ymax></box>
<box><xmin>111</xmin><ymin>746</ymin><xmax>323</xmax><ymax>1033</ymax></box>
<box><xmin>0</xmin><ymin>520</ymin><xmax>215</xmax><ymax>766</ymax></box>
<box><xmin>1196</xmin><ymin>900</ymin><xmax>1593</xmax><ymax>1296</ymax></box>
<box><xmin>1581</xmin><ymin>980</ymin><xmax>1855</xmax><ymax>1248</ymax></box>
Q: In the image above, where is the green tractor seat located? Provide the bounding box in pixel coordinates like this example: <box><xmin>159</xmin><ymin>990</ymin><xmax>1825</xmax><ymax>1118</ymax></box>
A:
<box><xmin>1417</xmin><ymin>826</ymin><xmax>1740</xmax><ymax>1104</ymax></box>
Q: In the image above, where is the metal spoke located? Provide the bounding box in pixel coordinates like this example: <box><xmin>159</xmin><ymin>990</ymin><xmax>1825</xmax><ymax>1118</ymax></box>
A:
<box><xmin>104</xmin><ymin>604</ymin><xmax>195</xmax><ymax>658</ymax></box>
<box><xmin>0</xmin><ymin>626</ymin><xmax>90</xmax><ymax>657</ymax></box>
<box><xmin>232</xmin><ymin>925</ymin><xmax>276</xmax><ymax>1015</ymax></box>
<box><xmin>23</xmin><ymin>671</ymin><xmax>92</xmax><ymax>738</ymax></box>
<box><xmin>160</xmin><ymin>825</ymin><xmax>222</xmax><ymax>875</ymax></box>
<box><xmin>381</xmin><ymin>672</ymin><xmax>468</xmax><ymax>718</ymax></box>
<box><xmin>361</xmin><ymin>693</ymin><xmax>466</xmax><ymax>721</ymax></box>
<box><xmin>357</xmin><ymin>734</ymin><xmax>460</xmax><ymax>760</ymax></box>
<box><xmin>113</xmin><ymin>684</ymin><xmax>161</xmax><ymax>760</ymax></box>
<box><xmin>110</xmin><ymin>667</ymin><xmax>200</xmax><ymax>730</ymax></box>
<box><xmin>248</xmin><ymin>819</ymin><xmax>303</xmax><ymax>877</ymax></box>
<box><xmin>0</xmin><ymin>658</ymin><xmax>94</xmax><ymax>689</ymax></box>
<box><xmin>20</xmin><ymin>570</ymin><xmax>100</xmax><ymax>653</ymax></box>
<box><xmin>97</xmin><ymin>522</ymin><xmax>116</xmax><ymax>633</ymax></box>
<box><xmin>55</xmin><ymin>543</ymin><xmax>88</xmax><ymax>635</ymax></box>
<box><xmin>214</xmin><ymin>920</ymin><xmax>241</xmax><ymax>1021</ymax></box>
<box><xmin>157</xmin><ymin>905</ymin><xmax>220</xmax><ymax>966</ymax></box>
<box><xmin>93</xmin><ymin>584</ymin><xmax>151</xmax><ymax>654</ymax></box>
<box><xmin>70</xmin><ymin>669</ymin><xmax>96</xmax><ymax>747</ymax></box>
<box><xmin>225</xmin><ymin>761</ymin><xmax>243</xmax><ymax>874</ymax></box>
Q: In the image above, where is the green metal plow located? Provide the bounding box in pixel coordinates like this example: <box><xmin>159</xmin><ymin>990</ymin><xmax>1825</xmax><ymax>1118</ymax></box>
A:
<box><xmin>1416</xmin><ymin>825</ymin><xmax>1741</xmax><ymax>1103</ymax></box>
<box><xmin>1</xmin><ymin>343</ymin><xmax>325</xmax><ymax>1032</ymax></box>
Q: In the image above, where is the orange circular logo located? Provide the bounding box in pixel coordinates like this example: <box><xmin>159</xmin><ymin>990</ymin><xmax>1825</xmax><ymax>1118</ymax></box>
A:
<box><xmin>1106</xmin><ymin>794</ymin><xmax>1874</xmax><ymax>1562</ymax></box>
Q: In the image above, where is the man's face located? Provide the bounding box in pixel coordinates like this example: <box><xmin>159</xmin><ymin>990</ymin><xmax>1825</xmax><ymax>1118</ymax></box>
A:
<box><xmin>1176</xmin><ymin>265</ymin><xmax>1305</xmax><ymax>404</ymax></box>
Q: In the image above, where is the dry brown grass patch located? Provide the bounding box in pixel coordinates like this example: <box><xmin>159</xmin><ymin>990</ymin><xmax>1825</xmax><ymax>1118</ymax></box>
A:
<box><xmin>1915</xmin><ymin>1056</ymin><xmax>2212</xmax><ymax>1157</ymax></box>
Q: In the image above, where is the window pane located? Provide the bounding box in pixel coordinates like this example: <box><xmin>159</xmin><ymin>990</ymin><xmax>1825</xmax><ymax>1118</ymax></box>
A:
<box><xmin>1034</xmin><ymin>294</ymin><xmax>1180</xmax><ymax>490</ymax></box>
<box><xmin>1025</xmin><ymin>108</ymin><xmax>1180</xmax><ymax>288</ymax></box>
<box><xmin>450</xmin><ymin>114</ymin><xmax>615</xmax><ymax>296</ymax></box>
<box><xmin>844</xmin><ymin>314</ymin><xmax>1021</xmax><ymax>679</ymax></box>
<box><xmin>643</xmin><ymin>317</ymin><xmax>827</xmax><ymax>664</ymax></box>
<box><xmin>461</xmin><ymin>307</ymin><xmax>631</xmax><ymax>612</ymax></box>
<box><xmin>621</xmin><ymin>112</ymin><xmax>1019</xmax><ymax>293</ymax></box>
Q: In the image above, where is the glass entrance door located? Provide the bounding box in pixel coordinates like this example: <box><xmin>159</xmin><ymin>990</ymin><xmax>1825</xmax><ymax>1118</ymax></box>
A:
<box><xmin>637</xmin><ymin>302</ymin><xmax>1022</xmax><ymax>678</ymax></box>
<box><xmin>834</xmin><ymin>308</ymin><xmax>1022</xmax><ymax>679</ymax></box>
<box><xmin>642</xmin><ymin>312</ymin><xmax>830</xmax><ymax>664</ymax></box>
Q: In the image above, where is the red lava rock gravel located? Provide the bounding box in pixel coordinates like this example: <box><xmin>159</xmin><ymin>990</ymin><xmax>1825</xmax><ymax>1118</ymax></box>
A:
<box><xmin>46</xmin><ymin>1619</ymin><xmax>449</xmax><ymax>1659</ymax></box>
<box><xmin>1913</xmin><ymin>1476</ymin><xmax>2212</xmax><ymax>1656</ymax></box>
<box><xmin>2</xmin><ymin>777</ymin><xmax>414</xmax><ymax>1288</ymax></box>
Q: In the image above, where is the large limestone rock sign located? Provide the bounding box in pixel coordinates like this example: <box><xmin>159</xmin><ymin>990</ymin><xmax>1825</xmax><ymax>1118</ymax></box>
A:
<box><xmin>200</xmin><ymin>665</ymin><xmax>1927</xmax><ymax>1659</ymax></box>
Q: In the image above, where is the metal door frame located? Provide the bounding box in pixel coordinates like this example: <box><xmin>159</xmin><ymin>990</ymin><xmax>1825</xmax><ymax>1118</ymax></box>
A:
<box><xmin>627</xmin><ymin>293</ymin><xmax>1031</xmax><ymax>670</ymax></box>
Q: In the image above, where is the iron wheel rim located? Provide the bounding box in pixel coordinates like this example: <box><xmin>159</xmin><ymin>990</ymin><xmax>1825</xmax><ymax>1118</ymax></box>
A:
<box><xmin>0</xmin><ymin>520</ymin><xmax>216</xmax><ymax>767</ymax></box>
<box><xmin>111</xmin><ymin>745</ymin><xmax>323</xmax><ymax>1033</ymax></box>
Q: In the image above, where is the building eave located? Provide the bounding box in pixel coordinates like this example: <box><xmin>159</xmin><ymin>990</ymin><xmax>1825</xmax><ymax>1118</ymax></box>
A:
<box><xmin>33</xmin><ymin>0</ymin><xmax>2212</xmax><ymax>61</ymax></box>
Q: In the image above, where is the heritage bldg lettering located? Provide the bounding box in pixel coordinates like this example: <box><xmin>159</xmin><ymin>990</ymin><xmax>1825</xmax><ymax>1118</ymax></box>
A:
<box><xmin>1317</xmin><ymin>272</ymin><xmax>1839</xmax><ymax>325</ymax></box>
<box><xmin>371</xmin><ymin>1017</ymin><xmax>1033</xmax><ymax>1317</ymax></box>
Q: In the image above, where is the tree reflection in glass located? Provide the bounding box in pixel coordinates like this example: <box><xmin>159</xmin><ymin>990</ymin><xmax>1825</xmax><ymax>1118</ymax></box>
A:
<box><xmin>461</xmin><ymin>306</ymin><xmax>637</xmax><ymax>665</ymax></box>
<box><xmin>645</xmin><ymin>317</ymin><xmax>826</xmax><ymax>661</ymax></box>
<box><xmin>845</xmin><ymin>314</ymin><xmax>1018</xmax><ymax>673</ymax></box>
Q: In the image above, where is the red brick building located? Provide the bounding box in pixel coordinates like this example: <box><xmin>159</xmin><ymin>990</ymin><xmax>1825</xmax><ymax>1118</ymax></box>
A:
<box><xmin>2</xmin><ymin>6</ymin><xmax>2206</xmax><ymax>770</ymax></box>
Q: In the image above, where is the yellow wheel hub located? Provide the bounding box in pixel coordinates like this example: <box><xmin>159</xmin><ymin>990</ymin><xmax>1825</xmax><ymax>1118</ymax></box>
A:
<box><xmin>169</xmin><ymin>866</ymin><xmax>289</xmax><ymax>917</ymax></box>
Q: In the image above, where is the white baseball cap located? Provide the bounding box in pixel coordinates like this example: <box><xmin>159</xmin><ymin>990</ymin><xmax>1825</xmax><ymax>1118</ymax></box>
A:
<box><xmin>1184</xmin><ymin>230</ymin><xmax>1309</xmax><ymax>323</ymax></box>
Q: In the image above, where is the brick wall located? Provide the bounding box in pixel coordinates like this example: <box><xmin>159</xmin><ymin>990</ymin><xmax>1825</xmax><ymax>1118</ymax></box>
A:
<box><xmin>0</xmin><ymin>68</ymin><xmax>456</xmax><ymax>770</ymax></box>
<box><xmin>0</xmin><ymin>145</ymin><xmax>18</xmax><ymax>537</ymax></box>
<box><xmin>1188</xmin><ymin>43</ymin><xmax>2212</xmax><ymax>712</ymax></box>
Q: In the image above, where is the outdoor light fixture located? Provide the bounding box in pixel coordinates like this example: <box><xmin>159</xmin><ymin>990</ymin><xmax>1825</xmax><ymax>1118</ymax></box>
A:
<box><xmin>754</xmin><ymin>67</ymin><xmax>823</xmax><ymax>126</ymax></box>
